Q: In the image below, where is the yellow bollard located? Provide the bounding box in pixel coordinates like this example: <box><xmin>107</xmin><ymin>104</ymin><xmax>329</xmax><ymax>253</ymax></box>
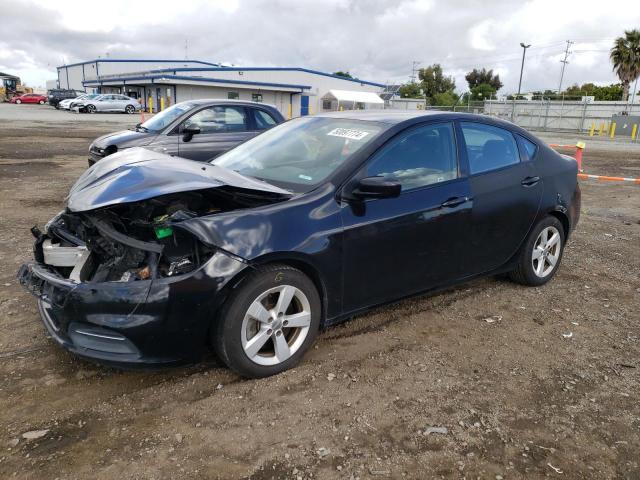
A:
<box><xmin>148</xmin><ymin>97</ymin><xmax>153</xmax><ymax>113</ymax></box>
<box><xmin>287</xmin><ymin>104</ymin><xmax>292</xmax><ymax>120</ymax></box>
<box><xmin>589</xmin><ymin>123</ymin><xmax>595</xmax><ymax>137</ymax></box>
<box><xmin>160</xmin><ymin>97</ymin><xmax>165</xmax><ymax>111</ymax></box>
<box><xmin>610</xmin><ymin>122</ymin><xmax>616</xmax><ymax>139</ymax></box>
<box><xmin>339</xmin><ymin>105</ymin><xmax>344</xmax><ymax>111</ymax></box>
<box><xmin>598</xmin><ymin>123</ymin><xmax>604</xmax><ymax>136</ymax></box>
<box><xmin>632</xmin><ymin>124</ymin><xmax>638</xmax><ymax>140</ymax></box>
<box><xmin>308</xmin><ymin>104</ymin><xmax>313</xmax><ymax>115</ymax></box>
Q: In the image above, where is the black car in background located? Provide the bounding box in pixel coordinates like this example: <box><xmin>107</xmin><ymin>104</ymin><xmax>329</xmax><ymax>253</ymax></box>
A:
<box><xmin>88</xmin><ymin>99</ymin><xmax>285</xmax><ymax>165</ymax></box>
<box><xmin>47</xmin><ymin>89</ymin><xmax>85</xmax><ymax>108</ymax></box>
<box><xmin>18</xmin><ymin>111</ymin><xmax>580</xmax><ymax>378</ymax></box>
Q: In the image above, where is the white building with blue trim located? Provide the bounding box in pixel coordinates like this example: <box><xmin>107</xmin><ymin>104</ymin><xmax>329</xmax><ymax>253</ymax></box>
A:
<box><xmin>56</xmin><ymin>59</ymin><xmax>385</xmax><ymax>117</ymax></box>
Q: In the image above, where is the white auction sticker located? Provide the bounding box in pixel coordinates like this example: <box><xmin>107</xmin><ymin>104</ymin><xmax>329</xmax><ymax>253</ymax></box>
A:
<box><xmin>327</xmin><ymin>128</ymin><xmax>370</xmax><ymax>140</ymax></box>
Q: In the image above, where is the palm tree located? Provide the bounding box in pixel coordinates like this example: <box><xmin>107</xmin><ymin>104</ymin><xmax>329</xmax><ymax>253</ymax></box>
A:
<box><xmin>610</xmin><ymin>29</ymin><xmax>640</xmax><ymax>101</ymax></box>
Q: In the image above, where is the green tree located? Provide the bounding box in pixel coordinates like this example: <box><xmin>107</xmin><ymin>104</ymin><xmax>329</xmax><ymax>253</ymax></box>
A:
<box><xmin>398</xmin><ymin>82</ymin><xmax>423</xmax><ymax>98</ymax></box>
<box><xmin>610</xmin><ymin>29</ymin><xmax>640</xmax><ymax>100</ymax></box>
<box><xmin>333</xmin><ymin>71</ymin><xmax>353</xmax><ymax>79</ymax></box>
<box><xmin>470</xmin><ymin>83</ymin><xmax>496</xmax><ymax>101</ymax></box>
<box><xmin>465</xmin><ymin>68</ymin><xmax>503</xmax><ymax>91</ymax></box>
<box><xmin>418</xmin><ymin>64</ymin><xmax>456</xmax><ymax>100</ymax></box>
<box><xmin>431</xmin><ymin>91</ymin><xmax>459</xmax><ymax>106</ymax></box>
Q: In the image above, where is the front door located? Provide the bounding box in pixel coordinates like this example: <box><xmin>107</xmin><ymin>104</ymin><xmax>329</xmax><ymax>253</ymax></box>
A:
<box><xmin>458</xmin><ymin>121</ymin><xmax>543</xmax><ymax>275</ymax></box>
<box><xmin>341</xmin><ymin>121</ymin><xmax>472</xmax><ymax>312</ymax></box>
<box><xmin>300</xmin><ymin>95</ymin><xmax>310</xmax><ymax>116</ymax></box>
<box><xmin>178</xmin><ymin>105</ymin><xmax>253</xmax><ymax>162</ymax></box>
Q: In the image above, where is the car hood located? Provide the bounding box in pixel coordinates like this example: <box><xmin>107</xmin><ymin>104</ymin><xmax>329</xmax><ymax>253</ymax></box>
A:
<box><xmin>66</xmin><ymin>147</ymin><xmax>291</xmax><ymax>212</ymax></box>
<box><xmin>92</xmin><ymin>129</ymin><xmax>156</xmax><ymax>148</ymax></box>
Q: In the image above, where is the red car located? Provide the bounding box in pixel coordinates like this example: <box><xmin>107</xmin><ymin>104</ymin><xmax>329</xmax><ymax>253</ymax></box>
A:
<box><xmin>10</xmin><ymin>93</ymin><xmax>48</xmax><ymax>105</ymax></box>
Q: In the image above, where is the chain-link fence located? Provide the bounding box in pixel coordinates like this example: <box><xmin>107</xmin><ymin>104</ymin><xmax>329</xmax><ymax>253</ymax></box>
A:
<box><xmin>386</xmin><ymin>99</ymin><xmax>640</xmax><ymax>134</ymax></box>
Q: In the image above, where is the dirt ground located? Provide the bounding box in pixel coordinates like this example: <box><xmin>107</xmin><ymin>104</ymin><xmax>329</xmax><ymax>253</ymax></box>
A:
<box><xmin>0</xmin><ymin>113</ymin><xmax>639</xmax><ymax>480</ymax></box>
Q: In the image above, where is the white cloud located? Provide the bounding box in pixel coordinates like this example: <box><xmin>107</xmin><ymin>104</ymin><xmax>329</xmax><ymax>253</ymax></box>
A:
<box><xmin>2</xmin><ymin>0</ymin><xmax>639</xmax><ymax>92</ymax></box>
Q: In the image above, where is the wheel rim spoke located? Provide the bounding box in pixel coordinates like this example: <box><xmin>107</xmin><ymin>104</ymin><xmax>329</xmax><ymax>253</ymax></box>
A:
<box><xmin>284</xmin><ymin>311</ymin><xmax>311</xmax><ymax>328</ymax></box>
<box><xmin>246</xmin><ymin>300</ymin><xmax>271</xmax><ymax>324</ymax></box>
<box><xmin>275</xmin><ymin>285</ymin><xmax>295</xmax><ymax>316</ymax></box>
<box><xmin>244</xmin><ymin>328</ymin><xmax>271</xmax><ymax>358</ymax></box>
<box><xmin>273</xmin><ymin>333</ymin><xmax>291</xmax><ymax>362</ymax></box>
<box><xmin>532</xmin><ymin>226</ymin><xmax>561</xmax><ymax>278</ymax></box>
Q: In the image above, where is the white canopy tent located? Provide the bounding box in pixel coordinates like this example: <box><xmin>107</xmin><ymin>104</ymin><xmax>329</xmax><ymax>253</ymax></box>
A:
<box><xmin>321</xmin><ymin>89</ymin><xmax>384</xmax><ymax>111</ymax></box>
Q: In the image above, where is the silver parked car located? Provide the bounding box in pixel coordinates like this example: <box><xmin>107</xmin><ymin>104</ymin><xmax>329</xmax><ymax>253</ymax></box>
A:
<box><xmin>75</xmin><ymin>94</ymin><xmax>141</xmax><ymax>114</ymax></box>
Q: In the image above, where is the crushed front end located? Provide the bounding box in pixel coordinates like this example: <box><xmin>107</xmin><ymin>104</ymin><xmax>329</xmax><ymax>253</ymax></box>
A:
<box><xmin>17</xmin><ymin>189</ymin><xmax>259</xmax><ymax>367</ymax></box>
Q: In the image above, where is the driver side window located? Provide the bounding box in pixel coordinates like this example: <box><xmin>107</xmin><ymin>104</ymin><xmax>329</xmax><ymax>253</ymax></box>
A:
<box><xmin>365</xmin><ymin>122</ymin><xmax>458</xmax><ymax>191</ymax></box>
<box><xmin>183</xmin><ymin>106</ymin><xmax>248</xmax><ymax>133</ymax></box>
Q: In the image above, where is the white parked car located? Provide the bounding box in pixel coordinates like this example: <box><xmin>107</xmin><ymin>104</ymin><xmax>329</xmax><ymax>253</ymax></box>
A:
<box><xmin>59</xmin><ymin>94</ymin><xmax>95</xmax><ymax>110</ymax></box>
<box><xmin>74</xmin><ymin>94</ymin><xmax>141</xmax><ymax>114</ymax></box>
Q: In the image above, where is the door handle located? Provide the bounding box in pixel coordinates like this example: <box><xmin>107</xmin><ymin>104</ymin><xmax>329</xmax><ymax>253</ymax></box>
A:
<box><xmin>521</xmin><ymin>176</ymin><xmax>540</xmax><ymax>187</ymax></box>
<box><xmin>441</xmin><ymin>196</ymin><xmax>470</xmax><ymax>208</ymax></box>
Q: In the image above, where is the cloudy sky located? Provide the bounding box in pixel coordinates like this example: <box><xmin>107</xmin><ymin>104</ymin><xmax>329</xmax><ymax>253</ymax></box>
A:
<box><xmin>2</xmin><ymin>0</ymin><xmax>639</xmax><ymax>93</ymax></box>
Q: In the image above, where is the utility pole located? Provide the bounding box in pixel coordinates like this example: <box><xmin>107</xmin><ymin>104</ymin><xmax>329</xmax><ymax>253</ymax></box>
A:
<box><xmin>410</xmin><ymin>61</ymin><xmax>420</xmax><ymax>84</ymax></box>
<box><xmin>557</xmin><ymin>40</ymin><xmax>573</xmax><ymax>94</ymax></box>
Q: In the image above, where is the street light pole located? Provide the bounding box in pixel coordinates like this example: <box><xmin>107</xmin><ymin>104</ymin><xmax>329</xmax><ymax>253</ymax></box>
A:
<box><xmin>517</xmin><ymin>42</ymin><xmax>531</xmax><ymax>97</ymax></box>
<box><xmin>512</xmin><ymin>42</ymin><xmax>531</xmax><ymax>122</ymax></box>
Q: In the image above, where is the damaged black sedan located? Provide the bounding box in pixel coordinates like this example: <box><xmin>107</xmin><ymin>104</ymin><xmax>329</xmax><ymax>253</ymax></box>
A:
<box><xmin>18</xmin><ymin>111</ymin><xmax>581</xmax><ymax>378</ymax></box>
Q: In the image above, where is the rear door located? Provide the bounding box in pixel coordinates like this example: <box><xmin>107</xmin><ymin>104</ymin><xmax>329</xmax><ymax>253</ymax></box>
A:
<box><xmin>341</xmin><ymin>121</ymin><xmax>473</xmax><ymax>312</ymax></box>
<box><xmin>178</xmin><ymin>105</ymin><xmax>252</xmax><ymax>161</ymax></box>
<box><xmin>458</xmin><ymin>121</ymin><xmax>542</xmax><ymax>275</ymax></box>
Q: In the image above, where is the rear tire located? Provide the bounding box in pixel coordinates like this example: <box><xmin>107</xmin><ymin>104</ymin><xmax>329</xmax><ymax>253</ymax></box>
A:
<box><xmin>509</xmin><ymin>216</ymin><xmax>565</xmax><ymax>286</ymax></box>
<box><xmin>125</xmin><ymin>104</ymin><xmax>135</xmax><ymax>114</ymax></box>
<box><xmin>213</xmin><ymin>264</ymin><xmax>321</xmax><ymax>378</ymax></box>
<box><xmin>39</xmin><ymin>100</ymin><xmax>45</xmax><ymax>105</ymax></box>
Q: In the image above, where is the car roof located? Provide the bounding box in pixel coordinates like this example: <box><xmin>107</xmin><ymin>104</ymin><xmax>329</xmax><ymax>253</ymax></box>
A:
<box><xmin>179</xmin><ymin>98</ymin><xmax>279</xmax><ymax>110</ymax></box>
<box><xmin>314</xmin><ymin>109</ymin><xmax>525</xmax><ymax>132</ymax></box>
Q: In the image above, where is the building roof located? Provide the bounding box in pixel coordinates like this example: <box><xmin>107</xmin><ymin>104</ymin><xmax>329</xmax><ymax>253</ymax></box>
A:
<box><xmin>57</xmin><ymin>60</ymin><xmax>386</xmax><ymax>88</ymax></box>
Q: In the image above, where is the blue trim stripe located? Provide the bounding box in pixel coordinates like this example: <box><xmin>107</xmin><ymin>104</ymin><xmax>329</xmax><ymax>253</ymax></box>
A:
<box><xmin>82</xmin><ymin>74</ymin><xmax>311</xmax><ymax>91</ymax></box>
<box><xmin>139</xmin><ymin>66</ymin><xmax>385</xmax><ymax>88</ymax></box>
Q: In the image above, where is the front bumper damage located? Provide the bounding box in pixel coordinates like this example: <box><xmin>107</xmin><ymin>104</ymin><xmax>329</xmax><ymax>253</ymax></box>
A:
<box><xmin>18</xmin><ymin>249</ymin><xmax>247</xmax><ymax>367</ymax></box>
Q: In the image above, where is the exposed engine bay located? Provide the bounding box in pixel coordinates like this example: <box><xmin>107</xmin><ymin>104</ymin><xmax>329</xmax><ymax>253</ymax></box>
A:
<box><xmin>36</xmin><ymin>187</ymin><xmax>285</xmax><ymax>283</ymax></box>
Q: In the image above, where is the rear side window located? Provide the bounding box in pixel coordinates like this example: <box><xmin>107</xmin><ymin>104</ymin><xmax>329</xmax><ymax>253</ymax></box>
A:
<box><xmin>184</xmin><ymin>105</ymin><xmax>247</xmax><ymax>133</ymax></box>
<box><xmin>252</xmin><ymin>109</ymin><xmax>277</xmax><ymax>130</ymax></box>
<box><xmin>365</xmin><ymin>122</ymin><xmax>458</xmax><ymax>191</ymax></box>
<box><xmin>518</xmin><ymin>135</ymin><xmax>538</xmax><ymax>161</ymax></box>
<box><xmin>460</xmin><ymin>122</ymin><xmax>520</xmax><ymax>174</ymax></box>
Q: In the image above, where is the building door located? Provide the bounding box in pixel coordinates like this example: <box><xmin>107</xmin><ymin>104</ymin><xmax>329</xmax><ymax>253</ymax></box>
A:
<box><xmin>155</xmin><ymin>87</ymin><xmax>162</xmax><ymax>112</ymax></box>
<box><xmin>300</xmin><ymin>95</ymin><xmax>309</xmax><ymax>116</ymax></box>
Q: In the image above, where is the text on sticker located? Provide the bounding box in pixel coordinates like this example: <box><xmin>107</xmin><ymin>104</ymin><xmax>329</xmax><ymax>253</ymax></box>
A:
<box><xmin>327</xmin><ymin>128</ymin><xmax>370</xmax><ymax>140</ymax></box>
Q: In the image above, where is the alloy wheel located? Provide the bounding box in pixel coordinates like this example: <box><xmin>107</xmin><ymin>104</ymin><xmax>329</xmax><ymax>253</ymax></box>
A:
<box><xmin>531</xmin><ymin>226</ymin><xmax>561</xmax><ymax>278</ymax></box>
<box><xmin>241</xmin><ymin>285</ymin><xmax>312</xmax><ymax>366</ymax></box>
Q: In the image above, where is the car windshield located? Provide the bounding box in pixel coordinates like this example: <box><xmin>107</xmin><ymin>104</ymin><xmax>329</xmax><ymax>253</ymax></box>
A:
<box><xmin>212</xmin><ymin>117</ymin><xmax>384</xmax><ymax>192</ymax></box>
<box><xmin>139</xmin><ymin>103</ymin><xmax>195</xmax><ymax>132</ymax></box>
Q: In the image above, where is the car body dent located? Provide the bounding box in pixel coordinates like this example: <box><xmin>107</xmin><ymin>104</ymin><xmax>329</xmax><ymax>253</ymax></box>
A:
<box><xmin>67</xmin><ymin>147</ymin><xmax>292</xmax><ymax>212</ymax></box>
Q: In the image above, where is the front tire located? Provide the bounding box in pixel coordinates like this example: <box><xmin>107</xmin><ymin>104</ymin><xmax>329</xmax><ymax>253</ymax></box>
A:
<box><xmin>15</xmin><ymin>99</ymin><xmax>21</xmax><ymax>104</ymax></box>
<box><xmin>86</xmin><ymin>104</ymin><xmax>96</xmax><ymax>113</ymax></box>
<box><xmin>213</xmin><ymin>264</ymin><xmax>321</xmax><ymax>378</ymax></box>
<box><xmin>509</xmin><ymin>216</ymin><xmax>565</xmax><ymax>286</ymax></box>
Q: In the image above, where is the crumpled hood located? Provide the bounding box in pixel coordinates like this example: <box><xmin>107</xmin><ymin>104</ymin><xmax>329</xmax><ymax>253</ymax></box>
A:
<box><xmin>66</xmin><ymin>147</ymin><xmax>291</xmax><ymax>212</ymax></box>
<box><xmin>92</xmin><ymin>129</ymin><xmax>155</xmax><ymax>149</ymax></box>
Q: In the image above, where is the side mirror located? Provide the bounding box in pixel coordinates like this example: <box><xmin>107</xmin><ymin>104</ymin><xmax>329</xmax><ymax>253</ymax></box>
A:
<box><xmin>182</xmin><ymin>125</ymin><xmax>201</xmax><ymax>142</ymax></box>
<box><xmin>352</xmin><ymin>176</ymin><xmax>401</xmax><ymax>199</ymax></box>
